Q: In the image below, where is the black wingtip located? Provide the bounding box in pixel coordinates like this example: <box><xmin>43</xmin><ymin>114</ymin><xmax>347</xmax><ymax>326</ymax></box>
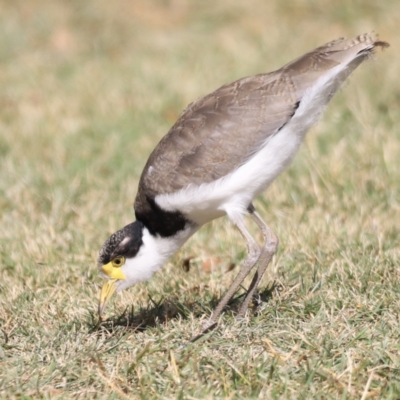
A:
<box><xmin>374</xmin><ymin>41</ymin><xmax>390</xmax><ymax>50</ymax></box>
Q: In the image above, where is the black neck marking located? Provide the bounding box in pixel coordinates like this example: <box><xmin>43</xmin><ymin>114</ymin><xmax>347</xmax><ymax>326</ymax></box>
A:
<box><xmin>135</xmin><ymin>195</ymin><xmax>191</xmax><ymax>238</ymax></box>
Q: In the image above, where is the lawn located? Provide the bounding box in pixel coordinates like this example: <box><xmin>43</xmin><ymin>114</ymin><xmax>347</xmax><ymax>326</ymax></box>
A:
<box><xmin>0</xmin><ymin>0</ymin><xmax>399</xmax><ymax>398</ymax></box>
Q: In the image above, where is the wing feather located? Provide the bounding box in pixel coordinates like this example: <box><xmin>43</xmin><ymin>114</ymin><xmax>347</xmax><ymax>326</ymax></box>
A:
<box><xmin>134</xmin><ymin>34</ymin><xmax>387</xmax><ymax>215</ymax></box>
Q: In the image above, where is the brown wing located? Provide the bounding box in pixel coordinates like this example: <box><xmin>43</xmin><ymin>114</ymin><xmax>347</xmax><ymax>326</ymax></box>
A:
<box><xmin>135</xmin><ymin>34</ymin><xmax>387</xmax><ymax>214</ymax></box>
<box><xmin>139</xmin><ymin>71</ymin><xmax>299</xmax><ymax>192</ymax></box>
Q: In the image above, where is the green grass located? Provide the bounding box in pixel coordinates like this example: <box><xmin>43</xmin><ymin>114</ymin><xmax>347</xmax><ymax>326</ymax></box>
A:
<box><xmin>1</xmin><ymin>0</ymin><xmax>399</xmax><ymax>398</ymax></box>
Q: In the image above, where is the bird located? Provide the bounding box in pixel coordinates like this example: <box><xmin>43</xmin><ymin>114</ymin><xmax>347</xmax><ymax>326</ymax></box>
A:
<box><xmin>97</xmin><ymin>33</ymin><xmax>388</xmax><ymax>336</ymax></box>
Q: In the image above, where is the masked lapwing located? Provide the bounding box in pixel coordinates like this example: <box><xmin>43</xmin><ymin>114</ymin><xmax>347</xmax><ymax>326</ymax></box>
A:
<box><xmin>98</xmin><ymin>34</ymin><xmax>388</xmax><ymax>336</ymax></box>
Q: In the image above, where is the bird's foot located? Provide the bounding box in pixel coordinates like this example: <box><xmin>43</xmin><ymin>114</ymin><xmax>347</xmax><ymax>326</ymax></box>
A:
<box><xmin>189</xmin><ymin>321</ymin><xmax>218</xmax><ymax>343</ymax></box>
<box><xmin>235</xmin><ymin>312</ymin><xmax>247</xmax><ymax>322</ymax></box>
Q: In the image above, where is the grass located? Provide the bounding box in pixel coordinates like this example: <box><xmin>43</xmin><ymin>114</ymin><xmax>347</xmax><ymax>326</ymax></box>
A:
<box><xmin>0</xmin><ymin>0</ymin><xmax>399</xmax><ymax>398</ymax></box>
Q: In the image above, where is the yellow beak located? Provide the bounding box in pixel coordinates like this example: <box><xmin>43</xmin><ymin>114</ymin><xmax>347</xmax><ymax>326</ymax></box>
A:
<box><xmin>98</xmin><ymin>279</ymin><xmax>118</xmax><ymax>317</ymax></box>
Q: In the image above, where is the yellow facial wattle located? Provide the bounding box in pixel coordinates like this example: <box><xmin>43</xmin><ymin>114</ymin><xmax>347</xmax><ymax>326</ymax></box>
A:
<box><xmin>101</xmin><ymin>257</ymin><xmax>126</xmax><ymax>280</ymax></box>
<box><xmin>98</xmin><ymin>257</ymin><xmax>127</xmax><ymax>317</ymax></box>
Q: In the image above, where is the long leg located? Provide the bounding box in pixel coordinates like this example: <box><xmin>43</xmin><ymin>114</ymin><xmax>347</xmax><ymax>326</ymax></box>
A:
<box><xmin>237</xmin><ymin>204</ymin><xmax>279</xmax><ymax>317</ymax></box>
<box><xmin>200</xmin><ymin>214</ymin><xmax>261</xmax><ymax>332</ymax></box>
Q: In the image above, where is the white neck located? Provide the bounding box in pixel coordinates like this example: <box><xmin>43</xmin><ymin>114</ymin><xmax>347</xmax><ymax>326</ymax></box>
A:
<box><xmin>117</xmin><ymin>225</ymin><xmax>197</xmax><ymax>291</ymax></box>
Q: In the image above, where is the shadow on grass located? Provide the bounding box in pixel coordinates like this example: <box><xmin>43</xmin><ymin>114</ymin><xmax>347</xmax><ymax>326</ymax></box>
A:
<box><xmin>88</xmin><ymin>281</ymin><xmax>280</xmax><ymax>334</ymax></box>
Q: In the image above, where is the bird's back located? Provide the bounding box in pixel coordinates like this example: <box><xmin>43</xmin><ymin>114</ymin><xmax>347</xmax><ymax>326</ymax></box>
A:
<box><xmin>135</xmin><ymin>34</ymin><xmax>388</xmax><ymax>224</ymax></box>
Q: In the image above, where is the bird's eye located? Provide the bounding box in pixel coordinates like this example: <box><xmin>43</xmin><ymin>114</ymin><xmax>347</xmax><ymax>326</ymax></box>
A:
<box><xmin>112</xmin><ymin>256</ymin><xmax>125</xmax><ymax>268</ymax></box>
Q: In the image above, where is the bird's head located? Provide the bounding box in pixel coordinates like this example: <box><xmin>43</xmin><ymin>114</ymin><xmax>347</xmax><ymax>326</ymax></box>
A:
<box><xmin>97</xmin><ymin>221</ymin><xmax>150</xmax><ymax>316</ymax></box>
<box><xmin>98</xmin><ymin>219</ymin><xmax>196</xmax><ymax>317</ymax></box>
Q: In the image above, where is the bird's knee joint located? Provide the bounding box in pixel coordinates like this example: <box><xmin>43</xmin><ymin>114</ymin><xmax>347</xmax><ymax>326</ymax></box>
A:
<box><xmin>248</xmin><ymin>246</ymin><xmax>261</xmax><ymax>263</ymax></box>
<box><xmin>252</xmin><ymin>249</ymin><xmax>261</xmax><ymax>261</ymax></box>
<box><xmin>265</xmin><ymin>235</ymin><xmax>279</xmax><ymax>253</ymax></box>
